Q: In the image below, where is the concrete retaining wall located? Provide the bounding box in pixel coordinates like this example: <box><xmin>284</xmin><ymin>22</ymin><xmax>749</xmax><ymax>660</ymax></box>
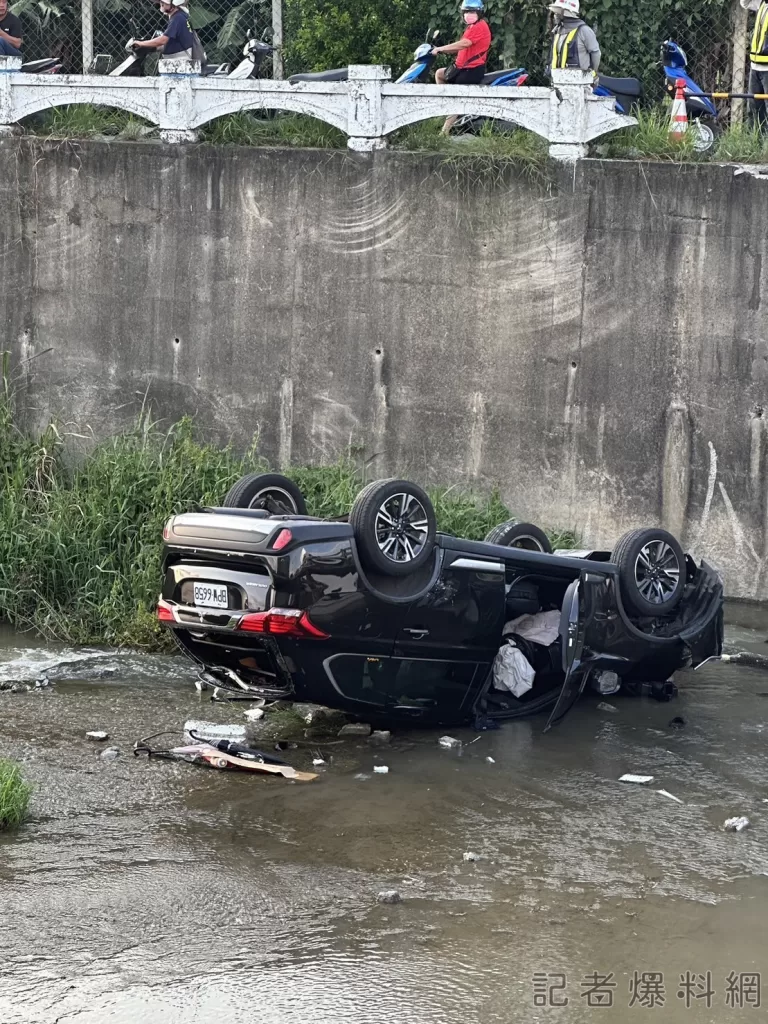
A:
<box><xmin>1</xmin><ymin>138</ymin><xmax>766</xmax><ymax>597</ymax></box>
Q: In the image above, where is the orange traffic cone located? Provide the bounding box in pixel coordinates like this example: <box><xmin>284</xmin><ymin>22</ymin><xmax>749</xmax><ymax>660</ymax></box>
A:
<box><xmin>669</xmin><ymin>77</ymin><xmax>688</xmax><ymax>140</ymax></box>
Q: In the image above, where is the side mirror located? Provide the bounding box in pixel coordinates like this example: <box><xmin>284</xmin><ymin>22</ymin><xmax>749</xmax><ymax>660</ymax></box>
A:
<box><xmin>432</xmin><ymin>29</ymin><xmax>440</xmax><ymax>40</ymax></box>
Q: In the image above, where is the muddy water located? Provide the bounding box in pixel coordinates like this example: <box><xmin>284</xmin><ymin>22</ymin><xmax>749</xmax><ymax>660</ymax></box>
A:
<box><xmin>1</xmin><ymin>610</ymin><xmax>768</xmax><ymax>1024</ymax></box>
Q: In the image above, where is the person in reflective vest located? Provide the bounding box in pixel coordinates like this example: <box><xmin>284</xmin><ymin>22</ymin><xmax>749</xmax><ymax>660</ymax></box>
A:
<box><xmin>548</xmin><ymin>0</ymin><xmax>601</xmax><ymax>76</ymax></box>
<box><xmin>741</xmin><ymin>0</ymin><xmax>768</xmax><ymax>130</ymax></box>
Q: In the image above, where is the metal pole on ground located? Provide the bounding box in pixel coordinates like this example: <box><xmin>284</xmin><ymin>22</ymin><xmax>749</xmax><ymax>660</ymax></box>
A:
<box><xmin>271</xmin><ymin>0</ymin><xmax>283</xmax><ymax>79</ymax></box>
<box><xmin>81</xmin><ymin>0</ymin><xmax>94</xmax><ymax>73</ymax></box>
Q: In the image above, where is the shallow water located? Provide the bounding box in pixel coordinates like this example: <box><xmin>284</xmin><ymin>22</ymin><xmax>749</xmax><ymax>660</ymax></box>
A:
<box><xmin>1</xmin><ymin>609</ymin><xmax>768</xmax><ymax>1023</ymax></box>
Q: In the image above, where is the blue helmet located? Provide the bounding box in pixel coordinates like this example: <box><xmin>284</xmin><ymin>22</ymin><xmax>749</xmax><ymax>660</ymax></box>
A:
<box><xmin>461</xmin><ymin>0</ymin><xmax>485</xmax><ymax>10</ymax></box>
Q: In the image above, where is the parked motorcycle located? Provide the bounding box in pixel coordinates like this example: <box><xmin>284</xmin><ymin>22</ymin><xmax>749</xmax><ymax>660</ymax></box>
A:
<box><xmin>109</xmin><ymin>30</ymin><xmax>270</xmax><ymax>79</ymax></box>
<box><xmin>287</xmin><ymin>30</ymin><xmax>441</xmax><ymax>85</ymax></box>
<box><xmin>20</xmin><ymin>58</ymin><xmax>62</xmax><ymax>74</ymax></box>
<box><xmin>227</xmin><ymin>32</ymin><xmax>274</xmax><ymax>80</ymax></box>
<box><xmin>661</xmin><ymin>38</ymin><xmax>718</xmax><ymax>151</ymax></box>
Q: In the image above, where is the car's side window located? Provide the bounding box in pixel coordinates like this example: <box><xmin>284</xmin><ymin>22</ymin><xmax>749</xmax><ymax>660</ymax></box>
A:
<box><xmin>325</xmin><ymin>654</ymin><xmax>480</xmax><ymax>709</ymax></box>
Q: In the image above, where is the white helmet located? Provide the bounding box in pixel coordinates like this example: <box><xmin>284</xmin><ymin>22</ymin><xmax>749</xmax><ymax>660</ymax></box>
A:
<box><xmin>548</xmin><ymin>0</ymin><xmax>580</xmax><ymax>15</ymax></box>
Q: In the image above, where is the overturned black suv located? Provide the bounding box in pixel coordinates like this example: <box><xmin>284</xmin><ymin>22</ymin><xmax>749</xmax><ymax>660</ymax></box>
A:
<box><xmin>159</xmin><ymin>474</ymin><xmax>724</xmax><ymax>729</ymax></box>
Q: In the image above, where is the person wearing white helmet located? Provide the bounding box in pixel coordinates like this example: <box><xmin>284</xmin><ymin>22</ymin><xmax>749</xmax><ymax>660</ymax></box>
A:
<box><xmin>133</xmin><ymin>0</ymin><xmax>196</xmax><ymax>60</ymax></box>
<box><xmin>548</xmin><ymin>0</ymin><xmax>601</xmax><ymax>75</ymax></box>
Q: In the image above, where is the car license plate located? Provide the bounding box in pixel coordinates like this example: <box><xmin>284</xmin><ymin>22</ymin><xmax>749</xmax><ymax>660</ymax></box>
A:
<box><xmin>193</xmin><ymin>583</ymin><xmax>229</xmax><ymax>608</ymax></box>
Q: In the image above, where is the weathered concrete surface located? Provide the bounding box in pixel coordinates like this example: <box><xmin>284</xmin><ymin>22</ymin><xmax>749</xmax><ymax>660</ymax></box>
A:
<box><xmin>1</xmin><ymin>139</ymin><xmax>766</xmax><ymax>596</ymax></box>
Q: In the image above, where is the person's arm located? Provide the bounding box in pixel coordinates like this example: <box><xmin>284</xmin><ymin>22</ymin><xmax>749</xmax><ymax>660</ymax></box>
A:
<box><xmin>134</xmin><ymin>34</ymin><xmax>169</xmax><ymax>50</ymax></box>
<box><xmin>581</xmin><ymin>26</ymin><xmax>601</xmax><ymax>72</ymax></box>
<box><xmin>433</xmin><ymin>37</ymin><xmax>472</xmax><ymax>55</ymax></box>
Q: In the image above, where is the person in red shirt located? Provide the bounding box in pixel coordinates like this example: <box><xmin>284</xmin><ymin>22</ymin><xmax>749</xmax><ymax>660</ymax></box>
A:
<box><xmin>432</xmin><ymin>0</ymin><xmax>492</xmax><ymax>133</ymax></box>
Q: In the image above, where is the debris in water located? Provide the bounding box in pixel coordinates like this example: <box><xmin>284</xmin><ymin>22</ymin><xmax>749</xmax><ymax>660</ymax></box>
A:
<box><xmin>183</xmin><ymin>720</ymin><xmax>248</xmax><ymax>745</ymax></box>
<box><xmin>463</xmin><ymin>851</ymin><xmax>480</xmax><ymax>862</ymax></box>
<box><xmin>100</xmin><ymin>747</ymin><xmax>120</xmax><ymax>761</ymax></box>
<box><xmin>369</xmin><ymin>730</ymin><xmax>391</xmax><ymax>745</ymax></box>
<box><xmin>597</xmin><ymin>702</ymin><xmax>618</xmax><ymax>713</ymax></box>
<box><xmin>373</xmin><ymin>765</ymin><xmax>389</xmax><ymax>774</ymax></box>
<box><xmin>243</xmin><ymin>708</ymin><xmax>265</xmax><ymax>722</ymax></box>
<box><xmin>486</xmin><ymin>756</ymin><xmax>496</xmax><ymax>764</ymax></box>
<box><xmin>338</xmin><ymin>722</ymin><xmax>372</xmax><ymax>737</ymax></box>
<box><xmin>656</xmin><ymin>789</ymin><xmax>684</xmax><ymax>804</ymax></box>
<box><xmin>724</xmin><ymin>816</ymin><xmax>750</xmax><ymax>832</ymax></box>
<box><xmin>354</xmin><ymin>772</ymin><xmax>371</xmax><ymax>780</ymax></box>
<box><xmin>86</xmin><ymin>731</ymin><xmax>109</xmax><ymax>741</ymax></box>
<box><xmin>439</xmin><ymin>735</ymin><xmax>462</xmax><ymax>749</ymax></box>
<box><xmin>134</xmin><ymin>731</ymin><xmax>317</xmax><ymax>781</ymax></box>
<box><xmin>668</xmin><ymin>716</ymin><xmax>686</xmax><ymax>729</ymax></box>
<box><xmin>619</xmin><ymin>774</ymin><xmax>655</xmax><ymax>784</ymax></box>
<box><xmin>377</xmin><ymin>890</ymin><xmax>402</xmax><ymax>904</ymax></box>
<box><xmin>312</xmin><ymin>758</ymin><xmax>326</xmax><ymax>767</ymax></box>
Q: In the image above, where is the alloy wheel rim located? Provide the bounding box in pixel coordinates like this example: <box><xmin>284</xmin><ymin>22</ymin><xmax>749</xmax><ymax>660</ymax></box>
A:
<box><xmin>634</xmin><ymin>540</ymin><xmax>680</xmax><ymax>604</ymax></box>
<box><xmin>248</xmin><ymin>486</ymin><xmax>298</xmax><ymax>513</ymax></box>
<box><xmin>510</xmin><ymin>535</ymin><xmax>547</xmax><ymax>552</ymax></box>
<box><xmin>375</xmin><ymin>492</ymin><xmax>429</xmax><ymax>563</ymax></box>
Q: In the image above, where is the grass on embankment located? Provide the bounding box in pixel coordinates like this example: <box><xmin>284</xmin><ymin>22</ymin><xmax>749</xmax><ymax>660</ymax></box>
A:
<box><xmin>0</xmin><ymin>361</ymin><xmax>574</xmax><ymax>650</ymax></box>
<box><xmin>0</xmin><ymin>759</ymin><xmax>32</xmax><ymax>830</ymax></box>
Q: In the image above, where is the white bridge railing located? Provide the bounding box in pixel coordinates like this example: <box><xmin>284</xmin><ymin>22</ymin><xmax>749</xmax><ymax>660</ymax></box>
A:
<box><xmin>0</xmin><ymin>58</ymin><xmax>635</xmax><ymax>161</ymax></box>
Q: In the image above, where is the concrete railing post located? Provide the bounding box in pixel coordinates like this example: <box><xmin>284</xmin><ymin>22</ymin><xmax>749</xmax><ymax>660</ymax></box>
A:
<box><xmin>548</xmin><ymin>67</ymin><xmax>593</xmax><ymax>161</ymax></box>
<box><xmin>347</xmin><ymin>64</ymin><xmax>389</xmax><ymax>151</ymax></box>
<box><xmin>157</xmin><ymin>58</ymin><xmax>201</xmax><ymax>143</ymax></box>
<box><xmin>0</xmin><ymin>56</ymin><xmax>21</xmax><ymax>136</ymax></box>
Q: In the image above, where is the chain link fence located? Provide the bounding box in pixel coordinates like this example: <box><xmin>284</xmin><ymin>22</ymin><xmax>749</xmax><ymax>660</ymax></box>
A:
<box><xmin>5</xmin><ymin>0</ymin><xmax>762</xmax><ymax>123</ymax></box>
<box><xmin>11</xmin><ymin>0</ymin><xmax>280</xmax><ymax>75</ymax></box>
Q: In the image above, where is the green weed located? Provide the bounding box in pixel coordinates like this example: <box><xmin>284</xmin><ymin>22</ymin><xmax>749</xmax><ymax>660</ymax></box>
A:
<box><xmin>0</xmin><ymin>759</ymin><xmax>32</xmax><ymax>831</ymax></box>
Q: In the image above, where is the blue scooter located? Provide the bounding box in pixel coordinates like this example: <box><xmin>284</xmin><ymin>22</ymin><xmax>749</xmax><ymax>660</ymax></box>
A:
<box><xmin>594</xmin><ymin>39</ymin><xmax>718</xmax><ymax>152</ymax></box>
<box><xmin>660</xmin><ymin>39</ymin><xmax>718</xmax><ymax>151</ymax></box>
<box><xmin>287</xmin><ymin>30</ymin><xmax>442</xmax><ymax>85</ymax></box>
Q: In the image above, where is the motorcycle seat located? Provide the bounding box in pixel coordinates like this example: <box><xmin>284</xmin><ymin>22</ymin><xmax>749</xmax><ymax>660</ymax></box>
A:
<box><xmin>482</xmin><ymin>68</ymin><xmax>525</xmax><ymax>84</ymax></box>
<box><xmin>597</xmin><ymin>74</ymin><xmax>642</xmax><ymax>97</ymax></box>
<box><xmin>289</xmin><ymin>68</ymin><xmax>348</xmax><ymax>83</ymax></box>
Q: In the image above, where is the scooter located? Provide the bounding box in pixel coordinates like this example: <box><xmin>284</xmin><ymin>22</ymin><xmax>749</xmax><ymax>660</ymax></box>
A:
<box><xmin>287</xmin><ymin>30</ymin><xmax>441</xmax><ymax>85</ymax></box>
<box><xmin>20</xmin><ymin>58</ymin><xmax>62</xmax><ymax>74</ymax></box>
<box><xmin>227</xmin><ymin>31</ymin><xmax>274</xmax><ymax>80</ymax></box>
<box><xmin>452</xmin><ymin>66</ymin><xmax>529</xmax><ymax>135</ymax></box>
<box><xmin>661</xmin><ymin>38</ymin><xmax>718</xmax><ymax>151</ymax></box>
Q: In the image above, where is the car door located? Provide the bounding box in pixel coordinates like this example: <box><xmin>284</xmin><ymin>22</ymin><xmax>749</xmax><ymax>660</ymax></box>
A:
<box><xmin>544</xmin><ymin>572</ymin><xmax>601</xmax><ymax>731</ymax></box>
<box><xmin>390</xmin><ymin>552</ymin><xmax>507</xmax><ymax>719</ymax></box>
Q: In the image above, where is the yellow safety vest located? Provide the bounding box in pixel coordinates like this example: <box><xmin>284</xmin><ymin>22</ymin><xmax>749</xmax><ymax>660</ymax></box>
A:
<box><xmin>750</xmin><ymin>1</ymin><xmax>768</xmax><ymax>64</ymax></box>
<box><xmin>551</xmin><ymin>26</ymin><xmax>580</xmax><ymax>69</ymax></box>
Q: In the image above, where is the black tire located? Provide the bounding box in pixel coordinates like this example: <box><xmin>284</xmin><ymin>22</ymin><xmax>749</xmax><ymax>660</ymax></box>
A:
<box><xmin>222</xmin><ymin>473</ymin><xmax>307</xmax><ymax>515</ymax></box>
<box><xmin>349</xmin><ymin>478</ymin><xmax>436</xmax><ymax>576</ymax></box>
<box><xmin>611</xmin><ymin>528</ymin><xmax>685</xmax><ymax>617</ymax></box>
<box><xmin>690</xmin><ymin>117</ymin><xmax>720</xmax><ymax>153</ymax></box>
<box><xmin>484</xmin><ymin>519</ymin><xmax>552</xmax><ymax>554</ymax></box>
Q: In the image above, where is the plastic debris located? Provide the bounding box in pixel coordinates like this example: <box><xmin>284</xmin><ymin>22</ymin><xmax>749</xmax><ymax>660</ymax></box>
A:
<box><xmin>354</xmin><ymin>772</ymin><xmax>371</xmax><ymax>780</ymax></box>
<box><xmin>463</xmin><ymin>851</ymin><xmax>480</xmax><ymax>862</ymax></box>
<box><xmin>373</xmin><ymin>765</ymin><xmax>389</xmax><ymax>774</ymax></box>
<box><xmin>597</xmin><ymin>702</ymin><xmax>618</xmax><ymax>713</ymax></box>
<box><xmin>100</xmin><ymin>747</ymin><xmax>120</xmax><ymax>761</ymax></box>
<box><xmin>183</xmin><ymin>720</ymin><xmax>248</xmax><ymax>745</ymax></box>
<box><xmin>724</xmin><ymin>816</ymin><xmax>750</xmax><ymax>832</ymax></box>
<box><xmin>656</xmin><ymin>789</ymin><xmax>684</xmax><ymax>804</ymax></box>
<box><xmin>243</xmin><ymin>707</ymin><xmax>265</xmax><ymax>722</ymax></box>
<box><xmin>377</xmin><ymin>890</ymin><xmax>402</xmax><ymax>904</ymax></box>
<box><xmin>486</xmin><ymin>756</ymin><xmax>496</xmax><ymax>764</ymax></box>
<box><xmin>312</xmin><ymin>758</ymin><xmax>326</xmax><ymax>767</ymax></box>
<box><xmin>619</xmin><ymin>774</ymin><xmax>655</xmax><ymax>784</ymax></box>
<box><xmin>439</xmin><ymin>736</ymin><xmax>462</xmax><ymax>749</ymax></box>
<box><xmin>338</xmin><ymin>722</ymin><xmax>372</xmax><ymax>737</ymax></box>
<box><xmin>86</xmin><ymin>731</ymin><xmax>109</xmax><ymax>741</ymax></box>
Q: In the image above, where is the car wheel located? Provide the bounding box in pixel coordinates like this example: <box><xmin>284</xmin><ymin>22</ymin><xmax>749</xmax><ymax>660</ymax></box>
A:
<box><xmin>349</xmin><ymin>478</ymin><xmax>436</xmax><ymax>576</ymax></box>
<box><xmin>222</xmin><ymin>472</ymin><xmax>307</xmax><ymax>515</ymax></box>
<box><xmin>484</xmin><ymin>519</ymin><xmax>552</xmax><ymax>554</ymax></box>
<box><xmin>611</xmin><ymin>528</ymin><xmax>685</xmax><ymax>617</ymax></box>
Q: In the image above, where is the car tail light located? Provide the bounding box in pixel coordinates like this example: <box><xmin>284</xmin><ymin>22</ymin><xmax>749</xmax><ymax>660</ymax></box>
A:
<box><xmin>163</xmin><ymin>519</ymin><xmax>172</xmax><ymax>542</ymax></box>
<box><xmin>271</xmin><ymin>528</ymin><xmax>293</xmax><ymax>551</ymax></box>
<box><xmin>239</xmin><ymin>608</ymin><xmax>329</xmax><ymax>639</ymax></box>
<box><xmin>157</xmin><ymin>599</ymin><xmax>175</xmax><ymax>622</ymax></box>
<box><xmin>517</xmin><ymin>74</ymin><xmax>529</xmax><ymax>86</ymax></box>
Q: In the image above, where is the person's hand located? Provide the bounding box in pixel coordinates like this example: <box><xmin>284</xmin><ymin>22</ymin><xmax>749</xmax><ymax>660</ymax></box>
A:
<box><xmin>431</xmin><ymin>46</ymin><xmax>440</xmax><ymax>55</ymax></box>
